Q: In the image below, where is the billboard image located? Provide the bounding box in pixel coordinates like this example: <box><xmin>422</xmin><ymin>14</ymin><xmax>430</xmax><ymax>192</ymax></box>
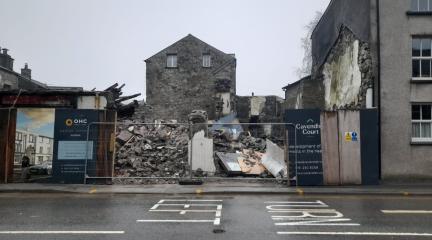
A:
<box><xmin>15</xmin><ymin>108</ymin><xmax>55</xmax><ymax>167</ymax></box>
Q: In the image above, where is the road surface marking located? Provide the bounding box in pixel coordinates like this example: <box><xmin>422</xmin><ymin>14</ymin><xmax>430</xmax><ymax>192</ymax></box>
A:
<box><xmin>159</xmin><ymin>199</ymin><xmax>223</xmax><ymax>202</ymax></box>
<box><xmin>277</xmin><ymin>231</ymin><xmax>432</xmax><ymax>236</ymax></box>
<box><xmin>137</xmin><ymin>220</ymin><xmax>216</xmax><ymax>223</ymax></box>
<box><xmin>140</xmin><ymin>199</ymin><xmax>223</xmax><ymax>226</ymax></box>
<box><xmin>265</xmin><ymin>200</ymin><xmax>328</xmax><ymax>208</ymax></box>
<box><xmin>0</xmin><ymin>231</ymin><xmax>124</xmax><ymax>235</ymax></box>
<box><xmin>266</xmin><ymin>200</ymin><xmax>359</xmax><ymax>227</ymax></box>
<box><xmin>382</xmin><ymin>210</ymin><xmax>432</xmax><ymax>214</ymax></box>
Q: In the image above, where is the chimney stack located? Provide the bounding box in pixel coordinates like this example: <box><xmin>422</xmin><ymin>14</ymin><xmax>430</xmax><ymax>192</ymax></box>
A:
<box><xmin>0</xmin><ymin>48</ymin><xmax>14</xmax><ymax>70</ymax></box>
<box><xmin>21</xmin><ymin>63</ymin><xmax>31</xmax><ymax>79</ymax></box>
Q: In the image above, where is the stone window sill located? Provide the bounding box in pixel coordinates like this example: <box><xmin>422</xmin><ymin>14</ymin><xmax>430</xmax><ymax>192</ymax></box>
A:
<box><xmin>411</xmin><ymin>78</ymin><xmax>432</xmax><ymax>83</ymax></box>
<box><xmin>411</xmin><ymin>140</ymin><xmax>432</xmax><ymax>145</ymax></box>
<box><xmin>407</xmin><ymin>11</ymin><xmax>432</xmax><ymax>16</ymax></box>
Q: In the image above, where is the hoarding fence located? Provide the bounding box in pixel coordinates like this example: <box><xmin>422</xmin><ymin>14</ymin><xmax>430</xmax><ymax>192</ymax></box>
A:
<box><xmin>84</xmin><ymin>121</ymin><xmax>298</xmax><ymax>185</ymax></box>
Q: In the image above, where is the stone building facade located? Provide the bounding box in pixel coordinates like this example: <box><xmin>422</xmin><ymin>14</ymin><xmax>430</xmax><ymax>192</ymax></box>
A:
<box><xmin>284</xmin><ymin>0</ymin><xmax>432</xmax><ymax>180</ymax></box>
<box><xmin>145</xmin><ymin>34</ymin><xmax>236</xmax><ymax>122</ymax></box>
<box><xmin>0</xmin><ymin>47</ymin><xmax>47</xmax><ymax>91</ymax></box>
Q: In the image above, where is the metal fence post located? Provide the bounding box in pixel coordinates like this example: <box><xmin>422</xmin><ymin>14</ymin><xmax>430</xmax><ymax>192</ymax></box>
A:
<box><xmin>84</xmin><ymin>123</ymin><xmax>91</xmax><ymax>184</ymax></box>
<box><xmin>189</xmin><ymin>122</ymin><xmax>193</xmax><ymax>180</ymax></box>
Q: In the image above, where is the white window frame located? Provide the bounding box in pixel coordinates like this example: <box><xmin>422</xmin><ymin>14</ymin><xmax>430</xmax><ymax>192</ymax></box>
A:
<box><xmin>412</xmin><ymin>104</ymin><xmax>432</xmax><ymax>142</ymax></box>
<box><xmin>412</xmin><ymin>38</ymin><xmax>432</xmax><ymax>81</ymax></box>
<box><xmin>202</xmin><ymin>54</ymin><xmax>211</xmax><ymax>68</ymax></box>
<box><xmin>166</xmin><ymin>54</ymin><xmax>177</xmax><ymax>68</ymax></box>
<box><xmin>411</xmin><ymin>0</ymin><xmax>432</xmax><ymax>12</ymax></box>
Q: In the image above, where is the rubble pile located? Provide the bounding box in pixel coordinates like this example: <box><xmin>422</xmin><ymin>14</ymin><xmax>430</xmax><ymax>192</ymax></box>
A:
<box><xmin>102</xmin><ymin>83</ymin><xmax>141</xmax><ymax>118</ymax></box>
<box><xmin>238</xmin><ymin>134</ymin><xmax>266</xmax><ymax>152</ymax></box>
<box><xmin>211</xmin><ymin>130</ymin><xmax>267</xmax><ymax>153</ymax></box>
<box><xmin>114</xmin><ymin>121</ymin><xmax>190</xmax><ymax>184</ymax></box>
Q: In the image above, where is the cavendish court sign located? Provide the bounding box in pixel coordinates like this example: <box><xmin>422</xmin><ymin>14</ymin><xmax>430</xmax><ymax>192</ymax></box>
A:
<box><xmin>285</xmin><ymin>109</ymin><xmax>324</xmax><ymax>186</ymax></box>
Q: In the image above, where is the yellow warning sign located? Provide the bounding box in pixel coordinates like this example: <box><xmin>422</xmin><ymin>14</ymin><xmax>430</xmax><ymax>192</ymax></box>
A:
<box><xmin>345</xmin><ymin>132</ymin><xmax>352</xmax><ymax>142</ymax></box>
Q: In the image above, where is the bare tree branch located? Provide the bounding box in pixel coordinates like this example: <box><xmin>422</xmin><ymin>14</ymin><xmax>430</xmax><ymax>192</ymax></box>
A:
<box><xmin>296</xmin><ymin>11</ymin><xmax>323</xmax><ymax>79</ymax></box>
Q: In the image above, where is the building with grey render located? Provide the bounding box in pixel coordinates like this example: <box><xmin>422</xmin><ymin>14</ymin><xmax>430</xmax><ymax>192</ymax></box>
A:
<box><xmin>283</xmin><ymin>0</ymin><xmax>432</xmax><ymax>180</ymax></box>
<box><xmin>145</xmin><ymin>34</ymin><xmax>236</xmax><ymax>122</ymax></box>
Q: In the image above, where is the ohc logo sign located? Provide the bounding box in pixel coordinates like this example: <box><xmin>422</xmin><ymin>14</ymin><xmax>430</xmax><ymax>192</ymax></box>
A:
<box><xmin>65</xmin><ymin>118</ymin><xmax>88</xmax><ymax>127</ymax></box>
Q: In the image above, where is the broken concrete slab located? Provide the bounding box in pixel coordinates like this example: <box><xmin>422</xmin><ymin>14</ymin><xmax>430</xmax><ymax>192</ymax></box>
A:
<box><xmin>117</xmin><ymin>130</ymin><xmax>133</xmax><ymax>144</ymax></box>
<box><xmin>261</xmin><ymin>140</ymin><xmax>287</xmax><ymax>178</ymax></box>
<box><xmin>216</xmin><ymin>152</ymin><xmax>242</xmax><ymax>173</ymax></box>
<box><xmin>188</xmin><ymin>130</ymin><xmax>215</xmax><ymax>173</ymax></box>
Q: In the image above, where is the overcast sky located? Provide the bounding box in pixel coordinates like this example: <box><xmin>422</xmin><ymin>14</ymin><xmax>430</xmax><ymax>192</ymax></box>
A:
<box><xmin>0</xmin><ymin>0</ymin><xmax>330</xmax><ymax>99</ymax></box>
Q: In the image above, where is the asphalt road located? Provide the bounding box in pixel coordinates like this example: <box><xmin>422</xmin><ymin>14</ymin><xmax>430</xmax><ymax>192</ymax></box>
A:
<box><xmin>0</xmin><ymin>193</ymin><xmax>431</xmax><ymax>240</ymax></box>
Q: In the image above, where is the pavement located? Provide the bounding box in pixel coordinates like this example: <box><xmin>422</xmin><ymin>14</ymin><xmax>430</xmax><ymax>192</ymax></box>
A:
<box><xmin>1</xmin><ymin>180</ymin><xmax>432</xmax><ymax>196</ymax></box>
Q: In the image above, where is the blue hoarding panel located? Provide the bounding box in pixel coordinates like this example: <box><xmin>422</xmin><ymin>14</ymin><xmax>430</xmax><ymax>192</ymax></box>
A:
<box><xmin>285</xmin><ymin>109</ymin><xmax>323</xmax><ymax>186</ymax></box>
<box><xmin>52</xmin><ymin>109</ymin><xmax>99</xmax><ymax>184</ymax></box>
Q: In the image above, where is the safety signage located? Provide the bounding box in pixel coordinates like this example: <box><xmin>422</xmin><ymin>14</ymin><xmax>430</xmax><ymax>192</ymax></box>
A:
<box><xmin>344</xmin><ymin>132</ymin><xmax>358</xmax><ymax>142</ymax></box>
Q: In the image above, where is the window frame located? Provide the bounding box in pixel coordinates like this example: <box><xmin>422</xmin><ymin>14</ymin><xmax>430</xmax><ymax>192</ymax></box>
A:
<box><xmin>412</xmin><ymin>104</ymin><xmax>432</xmax><ymax>142</ymax></box>
<box><xmin>410</xmin><ymin>0</ymin><xmax>432</xmax><ymax>12</ymax></box>
<box><xmin>202</xmin><ymin>54</ymin><xmax>212</xmax><ymax>68</ymax></box>
<box><xmin>166</xmin><ymin>54</ymin><xmax>178</xmax><ymax>68</ymax></box>
<box><xmin>412</xmin><ymin>37</ymin><xmax>432</xmax><ymax>81</ymax></box>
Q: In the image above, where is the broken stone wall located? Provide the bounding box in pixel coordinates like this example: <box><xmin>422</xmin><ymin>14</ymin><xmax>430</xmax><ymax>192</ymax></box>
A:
<box><xmin>283</xmin><ymin>80</ymin><xmax>303</xmax><ymax>110</ymax></box>
<box><xmin>318</xmin><ymin>26</ymin><xmax>374</xmax><ymax>110</ymax></box>
<box><xmin>234</xmin><ymin>95</ymin><xmax>284</xmax><ymax>139</ymax></box>
<box><xmin>309</xmin><ymin>0</ymin><xmax>377</xmax><ymax>111</ymax></box>
<box><xmin>145</xmin><ymin>35</ymin><xmax>236</xmax><ymax>122</ymax></box>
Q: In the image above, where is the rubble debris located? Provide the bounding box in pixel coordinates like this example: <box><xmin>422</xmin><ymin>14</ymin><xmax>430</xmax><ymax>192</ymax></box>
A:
<box><xmin>117</xmin><ymin>130</ymin><xmax>133</xmax><ymax>144</ymax></box>
<box><xmin>114</xmin><ymin>121</ymin><xmax>190</xmax><ymax>184</ymax></box>
<box><xmin>238</xmin><ymin>133</ymin><xmax>266</xmax><ymax>152</ymax></box>
<box><xmin>188</xmin><ymin>130</ymin><xmax>215</xmax><ymax>174</ymax></box>
<box><xmin>261</xmin><ymin>140</ymin><xmax>287</xmax><ymax>178</ymax></box>
<box><xmin>216</xmin><ymin>152</ymin><xmax>242</xmax><ymax>174</ymax></box>
<box><xmin>237</xmin><ymin>149</ymin><xmax>266</xmax><ymax>175</ymax></box>
<box><xmin>102</xmin><ymin>83</ymin><xmax>141</xmax><ymax>118</ymax></box>
<box><xmin>210</xmin><ymin>113</ymin><xmax>243</xmax><ymax>140</ymax></box>
<box><xmin>189</xmin><ymin>110</ymin><xmax>208</xmax><ymax>136</ymax></box>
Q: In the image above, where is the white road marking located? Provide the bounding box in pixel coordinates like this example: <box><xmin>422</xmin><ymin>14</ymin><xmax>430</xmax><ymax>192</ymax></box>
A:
<box><xmin>266</xmin><ymin>200</ymin><xmax>360</xmax><ymax>227</ymax></box>
<box><xmin>137</xmin><ymin>220</ymin><xmax>214</xmax><ymax>223</ymax></box>
<box><xmin>277</xmin><ymin>231</ymin><xmax>432</xmax><ymax>236</ymax></box>
<box><xmin>382</xmin><ymin>210</ymin><xmax>432</xmax><ymax>214</ymax></box>
<box><xmin>149</xmin><ymin>210</ymin><xmax>219</xmax><ymax>213</ymax></box>
<box><xmin>141</xmin><ymin>199</ymin><xmax>223</xmax><ymax>226</ymax></box>
<box><xmin>265</xmin><ymin>200</ymin><xmax>328</xmax><ymax>208</ymax></box>
<box><xmin>0</xmin><ymin>231</ymin><xmax>125</xmax><ymax>235</ymax></box>
<box><xmin>159</xmin><ymin>199</ymin><xmax>223</xmax><ymax>202</ymax></box>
